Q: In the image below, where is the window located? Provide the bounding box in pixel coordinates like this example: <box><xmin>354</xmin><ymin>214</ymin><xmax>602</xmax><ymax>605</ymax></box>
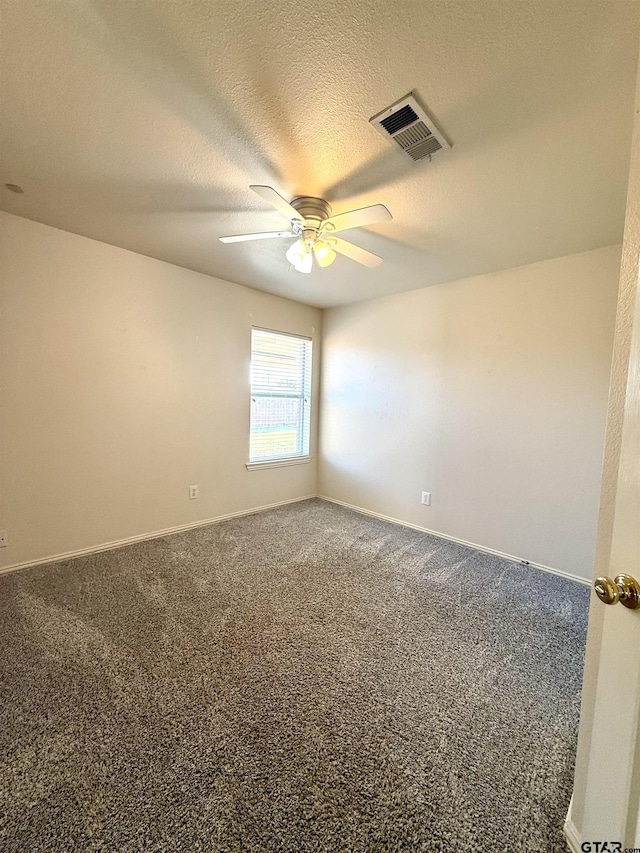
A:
<box><xmin>249</xmin><ymin>328</ymin><xmax>312</xmax><ymax>465</ymax></box>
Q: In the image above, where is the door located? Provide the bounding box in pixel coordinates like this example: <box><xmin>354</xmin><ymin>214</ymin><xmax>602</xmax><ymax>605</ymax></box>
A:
<box><xmin>565</xmin><ymin>47</ymin><xmax>640</xmax><ymax>850</ymax></box>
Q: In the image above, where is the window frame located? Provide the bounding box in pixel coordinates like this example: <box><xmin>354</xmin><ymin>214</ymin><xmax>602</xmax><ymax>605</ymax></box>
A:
<box><xmin>246</xmin><ymin>326</ymin><xmax>313</xmax><ymax>470</ymax></box>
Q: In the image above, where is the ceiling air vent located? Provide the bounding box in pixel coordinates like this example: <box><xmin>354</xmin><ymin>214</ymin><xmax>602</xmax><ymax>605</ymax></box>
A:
<box><xmin>370</xmin><ymin>93</ymin><xmax>450</xmax><ymax>164</ymax></box>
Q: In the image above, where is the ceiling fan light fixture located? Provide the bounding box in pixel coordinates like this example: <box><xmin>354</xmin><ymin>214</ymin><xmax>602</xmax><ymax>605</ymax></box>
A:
<box><xmin>294</xmin><ymin>250</ymin><xmax>313</xmax><ymax>274</ymax></box>
<box><xmin>285</xmin><ymin>238</ymin><xmax>308</xmax><ymax>267</ymax></box>
<box><xmin>314</xmin><ymin>240</ymin><xmax>336</xmax><ymax>268</ymax></box>
<box><xmin>221</xmin><ymin>185</ymin><xmax>393</xmax><ymax>273</ymax></box>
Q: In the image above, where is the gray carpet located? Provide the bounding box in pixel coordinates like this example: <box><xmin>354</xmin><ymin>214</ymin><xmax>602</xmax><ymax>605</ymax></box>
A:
<box><xmin>0</xmin><ymin>498</ymin><xmax>588</xmax><ymax>852</ymax></box>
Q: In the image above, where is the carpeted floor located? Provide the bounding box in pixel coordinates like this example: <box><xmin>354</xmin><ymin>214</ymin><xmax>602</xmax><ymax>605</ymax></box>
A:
<box><xmin>0</xmin><ymin>498</ymin><xmax>588</xmax><ymax>852</ymax></box>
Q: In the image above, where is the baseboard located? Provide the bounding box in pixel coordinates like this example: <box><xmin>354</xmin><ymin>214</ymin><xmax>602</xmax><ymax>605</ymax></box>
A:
<box><xmin>1</xmin><ymin>494</ymin><xmax>591</xmax><ymax>588</ymax></box>
<box><xmin>563</xmin><ymin>813</ymin><xmax>581</xmax><ymax>853</ymax></box>
<box><xmin>318</xmin><ymin>496</ymin><xmax>591</xmax><ymax>587</ymax></box>
<box><xmin>0</xmin><ymin>495</ymin><xmax>316</xmax><ymax>576</ymax></box>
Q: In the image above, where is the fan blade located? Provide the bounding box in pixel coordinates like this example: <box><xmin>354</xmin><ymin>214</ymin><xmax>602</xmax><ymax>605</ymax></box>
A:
<box><xmin>322</xmin><ymin>204</ymin><xmax>392</xmax><ymax>234</ymax></box>
<box><xmin>331</xmin><ymin>237</ymin><xmax>383</xmax><ymax>268</ymax></box>
<box><xmin>250</xmin><ymin>185</ymin><xmax>305</xmax><ymax>224</ymax></box>
<box><xmin>219</xmin><ymin>230</ymin><xmax>295</xmax><ymax>243</ymax></box>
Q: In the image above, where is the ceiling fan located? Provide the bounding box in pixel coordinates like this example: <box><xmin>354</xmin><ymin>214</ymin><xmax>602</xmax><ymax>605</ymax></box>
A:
<box><xmin>219</xmin><ymin>185</ymin><xmax>392</xmax><ymax>273</ymax></box>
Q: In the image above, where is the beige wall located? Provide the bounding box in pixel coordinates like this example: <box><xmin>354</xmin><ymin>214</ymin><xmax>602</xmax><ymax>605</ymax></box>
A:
<box><xmin>0</xmin><ymin>211</ymin><xmax>621</xmax><ymax>581</ymax></box>
<box><xmin>0</xmin><ymin>212</ymin><xmax>320</xmax><ymax>569</ymax></box>
<box><xmin>319</xmin><ymin>246</ymin><xmax>621</xmax><ymax>581</ymax></box>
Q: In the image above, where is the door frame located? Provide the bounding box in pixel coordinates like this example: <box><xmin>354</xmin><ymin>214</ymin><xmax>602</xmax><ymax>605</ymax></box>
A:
<box><xmin>564</xmin><ymin>37</ymin><xmax>640</xmax><ymax>851</ymax></box>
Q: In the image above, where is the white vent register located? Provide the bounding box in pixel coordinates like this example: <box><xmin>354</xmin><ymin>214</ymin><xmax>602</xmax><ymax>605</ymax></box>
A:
<box><xmin>370</xmin><ymin>93</ymin><xmax>451</xmax><ymax>164</ymax></box>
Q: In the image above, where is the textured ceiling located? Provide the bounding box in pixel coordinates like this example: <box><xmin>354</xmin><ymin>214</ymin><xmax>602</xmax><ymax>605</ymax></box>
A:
<box><xmin>1</xmin><ymin>0</ymin><xmax>639</xmax><ymax>307</ymax></box>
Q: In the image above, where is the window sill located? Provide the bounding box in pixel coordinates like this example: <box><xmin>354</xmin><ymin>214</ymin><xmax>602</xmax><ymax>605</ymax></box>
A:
<box><xmin>246</xmin><ymin>456</ymin><xmax>312</xmax><ymax>471</ymax></box>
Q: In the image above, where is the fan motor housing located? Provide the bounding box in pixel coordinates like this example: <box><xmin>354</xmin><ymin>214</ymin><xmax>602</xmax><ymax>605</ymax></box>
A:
<box><xmin>291</xmin><ymin>196</ymin><xmax>332</xmax><ymax>223</ymax></box>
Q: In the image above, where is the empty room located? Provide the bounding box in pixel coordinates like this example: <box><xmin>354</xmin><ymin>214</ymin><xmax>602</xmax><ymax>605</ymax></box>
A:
<box><xmin>1</xmin><ymin>1</ymin><xmax>639</xmax><ymax>851</ymax></box>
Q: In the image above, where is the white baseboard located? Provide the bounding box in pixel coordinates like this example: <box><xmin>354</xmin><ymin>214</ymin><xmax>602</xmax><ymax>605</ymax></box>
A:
<box><xmin>0</xmin><ymin>495</ymin><xmax>316</xmax><ymax>576</ymax></box>
<box><xmin>318</xmin><ymin>495</ymin><xmax>590</xmax><ymax>587</ymax></box>
<box><xmin>1</xmin><ymin>493</ymin><xmax>591</xmax><ymax>588</ymax></box>
<box><xmin>563</xmin><ymin>814</ymin><xmax>581</xmax><ymax>853</ymax></box>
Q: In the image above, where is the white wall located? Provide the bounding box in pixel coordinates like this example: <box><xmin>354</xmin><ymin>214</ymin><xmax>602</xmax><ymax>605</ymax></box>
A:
<box><xmin>0</xmin><ymin>212</ymin><xmax>320</xmax><ymax>569</ymax></box>
<box><xmin>319</xmin><ymin>246</ymin><xmax>621</xmax><ymax>580</ymax></box>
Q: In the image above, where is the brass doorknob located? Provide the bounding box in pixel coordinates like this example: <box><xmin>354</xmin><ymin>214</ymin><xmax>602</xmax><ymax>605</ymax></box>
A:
<box><xmin>594</xmin><ymin>574</ymin><xmax>640</xmax><ymax>609</ymax></box>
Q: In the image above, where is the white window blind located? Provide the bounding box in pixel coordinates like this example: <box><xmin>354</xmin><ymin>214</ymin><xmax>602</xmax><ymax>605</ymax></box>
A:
<box><xmin>249</xmin><ymin>328</ymin><xmax>312</xmax><ymax>463</ymax></box>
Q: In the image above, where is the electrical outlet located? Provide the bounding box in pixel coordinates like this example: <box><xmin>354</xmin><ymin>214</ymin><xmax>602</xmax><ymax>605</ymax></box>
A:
<box><xmin>421</xmin><ymin>491</ymin><xmax>431</xmax><ymax>506</ymax></box>
<box><xmin>189</xmin><ymin>485</ymin><xmax>198</xmax><ymax>500</ymax></box>
<box><xmin>0</xmin><ymin>530</ymin><xmax>6</xmax><ymax>547</ymax></box>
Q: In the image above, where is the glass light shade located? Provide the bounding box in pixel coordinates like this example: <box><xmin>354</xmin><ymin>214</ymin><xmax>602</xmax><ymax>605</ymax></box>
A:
<box><xmin>295</xmin><ymin>250</ymin><xmax>313</xmax><ymax>274</ymax></box>
<box><xmin>285</xmin><ymin>239</ymin><xmax>308</xmax><ymax>266</ymax></box>
<box><xmin>314</xmin><ymin>240</ymin><xmax>336</xmax><ymax>268</ymax></box>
